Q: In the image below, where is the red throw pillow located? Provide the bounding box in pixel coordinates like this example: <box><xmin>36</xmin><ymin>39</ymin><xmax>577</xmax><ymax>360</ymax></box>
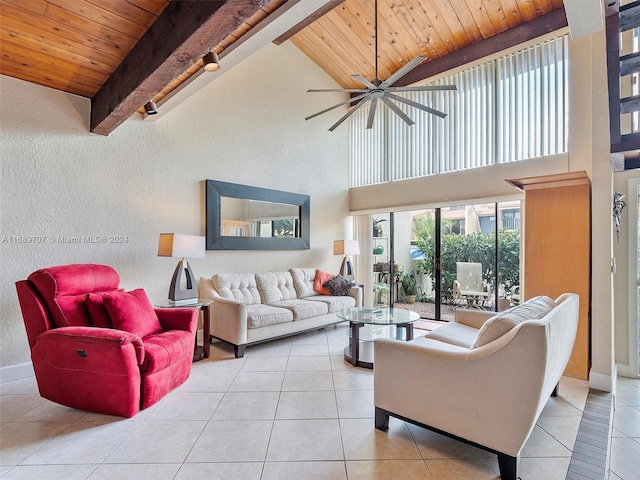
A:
<box><xmin>102</xmin><ymin>289</ymin><xmax>162</xmax><ymax>338</ymax></box>
<box><xmin>85</xmin><ymin>291</ymin><xmax>118</xmax><ymax>328</ymax></box>
<box><xmin>313</xmin><ymin>269</ymin><xmax>334</xmax><ymax>295</ymax></box>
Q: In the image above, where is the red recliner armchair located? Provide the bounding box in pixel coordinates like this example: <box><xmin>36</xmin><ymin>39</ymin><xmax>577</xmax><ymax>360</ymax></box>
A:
<box><xmin>15</xmin><ymin>264</ymin><xmax>198</xmax><ymax>418</ymax></box>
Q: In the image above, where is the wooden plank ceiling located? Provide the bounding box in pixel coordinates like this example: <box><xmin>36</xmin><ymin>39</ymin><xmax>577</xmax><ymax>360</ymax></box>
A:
<box><xmin>0</xmin><ymin>0</ymin><xmax>566</xmax><ymax>134</ymax></box>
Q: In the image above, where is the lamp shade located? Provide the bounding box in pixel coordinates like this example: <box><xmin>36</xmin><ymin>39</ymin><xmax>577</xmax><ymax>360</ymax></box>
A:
<box><xmin>158</xmin><ymin>233</ymin><xmax>205</xmax><ymax>258</ymax></box>
<box><xmin>333</xmin><ymin>240</ymin><xmax>360</xmax><ymax>256</ymax></box>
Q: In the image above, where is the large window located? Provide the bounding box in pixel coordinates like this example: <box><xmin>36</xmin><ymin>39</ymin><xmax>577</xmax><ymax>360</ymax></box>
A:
<box><xmin>350</xmin><ymin>35</ymin><xmax>569</xmax><ymax>187</ymax></box>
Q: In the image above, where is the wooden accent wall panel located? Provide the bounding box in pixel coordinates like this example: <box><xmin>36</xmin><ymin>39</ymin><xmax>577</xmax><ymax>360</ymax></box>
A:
<box><xmin>509</xmin><ymin>172</ymin><xmax>591</xmax><ymax>380</ymax></box>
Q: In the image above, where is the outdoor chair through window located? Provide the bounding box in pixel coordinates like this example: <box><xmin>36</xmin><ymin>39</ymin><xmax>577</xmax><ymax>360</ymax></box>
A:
<box><xmin>453</xmin><ymin>262</ymin><xmax>491</xmax><ymax>309</ymax></box>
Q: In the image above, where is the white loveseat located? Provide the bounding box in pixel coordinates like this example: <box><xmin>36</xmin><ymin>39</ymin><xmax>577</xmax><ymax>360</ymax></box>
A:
<box><xmin>199</xmin><ymin>268</ymin><xmax>362</xmax><ymax>357</ymax></box>
<box><xmin>374</xmin><ymin>293</ymin><xmax>579</xmax><ymax>480</ymax></box>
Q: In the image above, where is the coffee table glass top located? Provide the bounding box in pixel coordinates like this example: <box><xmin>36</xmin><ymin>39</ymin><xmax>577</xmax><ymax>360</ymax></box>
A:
<box><xmin>336</xmin><ymin>307</ymin><xmax>419</xmax><ymax>325</ymax></box>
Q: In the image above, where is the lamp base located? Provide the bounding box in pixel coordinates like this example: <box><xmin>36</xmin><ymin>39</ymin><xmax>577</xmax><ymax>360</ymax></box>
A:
<box><xmin>339</xmin><ymin>256</ymin><xmax>355</xmax><ymax>281</ymax></box>
<box><xmin>169</xmin><ymin>259</ymin><xmax>198</xmax><ymax>303</ymax></box>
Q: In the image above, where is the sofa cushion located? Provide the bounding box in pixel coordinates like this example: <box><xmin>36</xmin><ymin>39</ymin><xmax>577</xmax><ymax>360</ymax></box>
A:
<box><xmin>246</xmin><ymin>304</ymin><xmax>294</xmax><ymax>329</ymax></box>
<box><xmin>323</xmin><ymin>275</ymin><xmax>354</xmax><ymax>296</ymax></box>
<box><xmin>313</xmin><ymin>269</ymin><xmax>334</xmax><ymax>295</ymax></box>
<box><xmin>271</xmin><ymin>299</ymin><xmax>329</xmax><ymax>320</ymax></box>
<box><xmin>309</xmin><ymin>294</ymin><xmax>356</xmax><ymax>313</ymax></box>
<box><xmin>290</xmin><ymin>268</ymin><xmax>319</xmax><ymax>298</ymax></box>
<box><xmin>213</xmin><ymin>273</ymin><xmax>261</xmax><ymax>305</ymax></box>
<box><xmin>140</xmin><ymin>329</ymin><xmax>193</xmax><ymax>373</ymax></box>
<box><xmin>472</xmin><ymin>295</ymin><xmax>556</xmax><ymax>348</ymax></box>
<box><xmin>423</xmin><ymin>322</ymin><xmax>480</xmax><ymax>348</ymax></box>
<box><xmin>255</xmin><ymin>271</ymin><xmax>297</xmax><ymax>304</ymax></box>
<box><xmin>102</xmin><ymin>289</ymin><xmax>163</xmax><ymax>338</ymax></box>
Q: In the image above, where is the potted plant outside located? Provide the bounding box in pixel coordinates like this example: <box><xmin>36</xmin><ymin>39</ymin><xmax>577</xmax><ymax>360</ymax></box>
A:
<box><xmin>373</xmin><ymin>217</ymin><xmax>387</xmax><ymax>237</ymax></box>
<box><xmin>401</xmin><ymin>273</ymin><xmax>418</xmax><ymax>304</ymax></box>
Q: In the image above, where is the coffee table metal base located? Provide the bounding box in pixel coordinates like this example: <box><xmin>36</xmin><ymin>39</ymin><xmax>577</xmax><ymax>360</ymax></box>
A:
<box><xmin>344</xmin><ymin>321</ymin><xmax>414</xmax><ymax>369</ymax></box>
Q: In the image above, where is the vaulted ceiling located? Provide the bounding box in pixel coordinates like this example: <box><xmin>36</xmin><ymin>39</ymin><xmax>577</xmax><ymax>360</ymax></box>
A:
<box><xmin>0</xmin><ymin>0</ymin><xmax>569</xmax><ymax>135</ymax></box>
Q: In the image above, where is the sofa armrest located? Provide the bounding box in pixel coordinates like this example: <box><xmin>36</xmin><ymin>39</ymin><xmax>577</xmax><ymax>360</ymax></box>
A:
<box><xmin>453</xmin><ymin>308</ymin><xmax>495</xmax><ymax>329</ymax></box>
<box><xmin>349</xmin><ymin>285</ymin><xmax>363</xmax><ymax>307</ymax></box>
<box><xmin>36</xmin><ymin>326</ymin><xmax>145</xmax><ymax>366</ymax></box>
<box><xmin>155</xmin><ymin>308</ymin><xmax>198</xmax><ymax>334</ymax></box>
<box><xmin>210</xmin><ymin>296</ymin><xmax>248</xmax><ymax>345</ymax></box>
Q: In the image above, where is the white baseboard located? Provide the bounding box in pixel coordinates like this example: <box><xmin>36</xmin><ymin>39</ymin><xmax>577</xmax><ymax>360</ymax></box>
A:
<box><xmin>589</xmin><ymin>364</ymin><xmax>618</xmax><ymax>393</ymax></box>
<box><xmin>616</xmin><ymin>362</ymin><xmax>631</xmax><ymax>378</ymax></box>
<box><xmin>0</xmin><ymin>362</ymin><xmax>34</xmax><ymax>383</ymax></box>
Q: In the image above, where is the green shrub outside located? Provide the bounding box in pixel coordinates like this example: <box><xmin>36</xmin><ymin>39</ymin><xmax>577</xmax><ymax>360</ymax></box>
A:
<box><xmin>413</xmin><ymin>216</ymin><xmax>520</xmax><ymax>304</ymax></box>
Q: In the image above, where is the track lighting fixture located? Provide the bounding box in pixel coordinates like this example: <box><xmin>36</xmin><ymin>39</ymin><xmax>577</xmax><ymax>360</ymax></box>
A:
<box><xmin>144</xmin><ymin>100</ymin><xmax>158</xmax><ymax>115</ymax></box>
<box><xmin>203</xmin><ymin>51</ymin><xmax>220</xmax><ymax>72</ymax></box>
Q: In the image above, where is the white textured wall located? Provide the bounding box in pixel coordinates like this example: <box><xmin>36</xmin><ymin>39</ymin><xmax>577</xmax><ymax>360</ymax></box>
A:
<box><xmin>0</xmin><ymin>42</ymin><xmax>350</xmax><ymax>369</ymax></box>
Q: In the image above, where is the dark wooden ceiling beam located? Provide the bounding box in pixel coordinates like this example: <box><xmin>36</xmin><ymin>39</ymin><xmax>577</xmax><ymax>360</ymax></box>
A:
<box><xmin>392</xmin><ymin>7</ymin><xmax>568</xmax><ymax>88</ymax></box>
<box><xmin>272</xmin><ymin>0</ymin><xmax>344</xmax><ymax>45</ymax></box>
<box><xmin>90</xmin><ymin>0</ymin><xmax>270</xmax><ymax>136</ymax></box>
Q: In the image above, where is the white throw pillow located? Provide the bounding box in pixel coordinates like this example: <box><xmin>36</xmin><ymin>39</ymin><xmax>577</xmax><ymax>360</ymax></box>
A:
<box><xmin>471</xmin><ymin>296</ymin><xmax>556</xmax><ymax>348</ymax></box>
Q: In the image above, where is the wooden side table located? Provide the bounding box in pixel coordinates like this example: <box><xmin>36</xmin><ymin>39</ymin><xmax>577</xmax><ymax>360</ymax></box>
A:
<box><xmin>156</xmin><ymin>300</ymin><xmax>212</xmax><ymax>362</ymax></box>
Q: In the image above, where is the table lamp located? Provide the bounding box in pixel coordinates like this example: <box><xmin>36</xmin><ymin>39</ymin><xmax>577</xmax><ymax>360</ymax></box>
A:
<box><xmin>158</xmin><ymin>233</ymin><xmax>205</xmax><ymax>305</ymax></box>
<box><xmin>333</xmin><ymin>239</ymin><xmax>360</xmax><ymax>281</ymax></box>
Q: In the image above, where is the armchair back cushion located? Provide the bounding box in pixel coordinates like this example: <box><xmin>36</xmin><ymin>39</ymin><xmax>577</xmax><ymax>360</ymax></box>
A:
<box><xmin>213</xmin><ymin>273</ymin><xmax>261</xmax><ymax>304</ymax></box>
<box><xmin>255</xmin><ymin>271</ymin><xmax>297</xmax><ymax>304</ymax></box>
<box><xmin>28</xmin><ymin>264</ymin><xmax>120</xmax><ymax>328</ymax></box>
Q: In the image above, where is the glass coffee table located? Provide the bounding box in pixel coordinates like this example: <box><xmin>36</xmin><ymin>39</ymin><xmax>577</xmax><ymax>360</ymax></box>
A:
<box><xmin>336</xmin><ymin>307</ymin><xmax>419</xmax><ymax>368</ymax></box>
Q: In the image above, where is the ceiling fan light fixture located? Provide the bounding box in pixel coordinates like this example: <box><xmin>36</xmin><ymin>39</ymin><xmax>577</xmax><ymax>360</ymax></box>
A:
<box><xmin>144</xmin><ymin>100</ymin><xmax>158</xmax><ymax>115</ymax></box>
<box><xmin>203</xmin><ymin>51</ymin><xmax>220</xmax><ymax>72</ymax></box>
<box><xmin>305</xmin><ymin>0</ymin><xmax>455</xmax><ymax>131</ymax></box>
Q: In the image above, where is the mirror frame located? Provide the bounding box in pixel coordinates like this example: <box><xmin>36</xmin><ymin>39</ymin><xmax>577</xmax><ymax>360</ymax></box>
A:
<box><xmin>205</xmin><ymin>179</ymin><xmax>310</xmax><ymax>250</ymax></box>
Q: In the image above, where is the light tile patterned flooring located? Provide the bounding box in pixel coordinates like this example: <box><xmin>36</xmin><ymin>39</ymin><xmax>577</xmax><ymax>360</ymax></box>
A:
<box><xmin>0</xmin><ymin>324</ymin><xmax>638</xmax><ymax>479</ymax></box>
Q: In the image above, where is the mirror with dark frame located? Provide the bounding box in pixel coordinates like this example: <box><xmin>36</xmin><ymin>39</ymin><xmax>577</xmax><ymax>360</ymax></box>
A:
<box><xmin>205</xmin><ymin>180</ymin><xmax>310</xmax><ymax>250</ymax></box>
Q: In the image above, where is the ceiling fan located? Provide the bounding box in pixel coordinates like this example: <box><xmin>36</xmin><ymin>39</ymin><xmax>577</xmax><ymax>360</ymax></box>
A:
<box><xmin>305</xmin><ymin>0</ymin><xmax>457</xmax><ymax>132</ymax></box>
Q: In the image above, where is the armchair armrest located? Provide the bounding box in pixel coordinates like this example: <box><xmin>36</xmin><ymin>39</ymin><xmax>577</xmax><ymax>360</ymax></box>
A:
<box><xmin>155</xmin><ymin>308</ymin><xmax>198</xmax><ymax>334</ymax></box>
<box><xmin>453</xmin><ymin>308</ymin><xmax>495</xmax><ymax>329</ymax></box>
<box><xmin>36</xmin><ymin>326</ymin><xmax>145</xmax><ymax>366</ymax></box>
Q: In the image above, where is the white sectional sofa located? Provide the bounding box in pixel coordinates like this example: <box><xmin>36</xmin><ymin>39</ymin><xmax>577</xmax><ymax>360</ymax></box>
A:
<box><xmin>199</xmin><ymin>268</ymin><xmax>362</xmax><ymax>357</ymax></box>
<box><xmin>374</xmin><ymin>293</ymin><xmax>579</xmax><ymax>480</ymax></box>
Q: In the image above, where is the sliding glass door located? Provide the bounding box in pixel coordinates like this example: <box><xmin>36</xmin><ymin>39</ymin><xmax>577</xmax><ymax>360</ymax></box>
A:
<box><xmin>381</xmin><ymin>201</ymin><xmax>520</xmax><ymax>321</ymax></box>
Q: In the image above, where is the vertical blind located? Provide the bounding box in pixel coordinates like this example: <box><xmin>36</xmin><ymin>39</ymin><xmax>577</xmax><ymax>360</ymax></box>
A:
<box><xmin>350</xmin><ymin>35</ymin><xmax>569</xmax><ymax>187</ymax></box>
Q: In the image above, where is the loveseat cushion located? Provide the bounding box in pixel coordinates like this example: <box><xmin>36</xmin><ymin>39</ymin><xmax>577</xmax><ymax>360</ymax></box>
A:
<box><xmin>140</xmin><ymin>329</ymin><xmax>193</xmax><ymax>373</ymax></box>
<box><xmin>423</xmin><ymin>322</ymin><xmax>480</xmax><ymax>348</ymax></box>
<box><xmin>271</xmin><ymin>299</ymin><xmax>329</xmax><ymax>320</ymax></box>
<box><xmin>309</xmin><ymin>295</ymin><xmax>356</xmax><ymax>313</ymax></box>
<box><xmin>471</xmin><ymin>295</ymin><xmax>556</xmax><ymax>348</ymax></box>
<box><xmin>290</xmin><ymin>268</ymin><xmax>320</xmax><ymax>298</ymax></box>
<box><xmin>213</xmin><ymin>273</ymin><xmax>261</xmax><ymax>305</ymax></box>
<box><xmin>255</xmin><ymin>271</ymin><xmax>297</xmax><ymax>304</ymax></box>
<box><xmin>246</xmin><ymin>304</ymin><xmax>294</xmax><ymax>329</ymax></box>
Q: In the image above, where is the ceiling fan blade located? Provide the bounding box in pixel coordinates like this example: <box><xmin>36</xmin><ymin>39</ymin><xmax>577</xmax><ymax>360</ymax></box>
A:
<box><xmin>305</xmin><ymin>93</ymin><xmax>370</xmax><ymax>121</ymax></box>
<box><xmin>366</xmin><ymin>97</ymin><xmax>378</xmax><ymax>129</ymax></box>
<box><xmin>380</xmin><ymin>96</ymin><xmax>414</xmax><ymax>126</ymax></box>
<box><xmin>379</xmin><ymin>56</ymin><xmax>426</xmax><ymax>88</ymax></box>
<box><xmin>387</xmin><ymin>93</ymin><xmax>448</xmax><ymax>119</ymax></box>
<box><xmin>307</xmin><ymin>88</ymin><xmax>370</xmax><ymax>93</ymax></box>
<box><xmin>386</xmin><ymin>85</ymin><xmax>457</xmax><ymax>92</ymax></box>
<box><xmin>351</xmin><ymin>74</ymin><xmax>377</xmax><ymax>89</ymax></box>
<box><xmin>328</xmin><ymin>96</ymin><xmax>371</xmax><ymax>132</ymax></box>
